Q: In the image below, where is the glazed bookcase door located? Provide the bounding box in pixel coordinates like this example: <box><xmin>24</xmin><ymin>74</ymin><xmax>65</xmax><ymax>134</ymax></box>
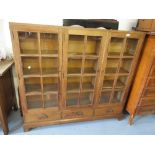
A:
<box><xmin>96</xmin><ymin>31</ymin><xmax>144</xmax><ymax>107</ymax></box>
<box><xmin>63</xmin><ymin>28</ymin><xmax>108</xmax><ymax>108</ymax></box>
<box><xmin>15</xmin><ymin>27</ymin><xmax>62</xmax><ymax>111</ymax></box>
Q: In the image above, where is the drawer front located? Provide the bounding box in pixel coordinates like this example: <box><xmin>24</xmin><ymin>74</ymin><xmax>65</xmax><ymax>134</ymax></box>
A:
<box><xmin>145</xmin><ymin>78</ymin><xmax>155</xmax><ymax>88</ymax></box>
<box><xmin>140</xmin><ymin>98</ymin><xmax>155</xmax><ymax>106</ymax></box>
<box><xmin>62</xmin><ymin>108</ymin><xmax>93</xmax><ymax>119</ymax></box>
<box><xmin>142</xmin><ymin>88</ymin><xmax>155</xmax><ymax>97</ymax></box>
<box><xmin>137</xmin><ymin>105</ymin><xmax>155</xmax><ymax>115</ymax></box>
<box><xmin>25</xmin><ymin>109</ymin><xmax>61</xmax><ymax>123</ymax></box>
<box><xmin>95</xmin><ymin>106</ymin><xmax>122</xmax><ymax>117</ymax></box>
<box><xmin>138</xmin><ymin>19</ymin><xmax>152</xmax><ymax>30</ymax></box>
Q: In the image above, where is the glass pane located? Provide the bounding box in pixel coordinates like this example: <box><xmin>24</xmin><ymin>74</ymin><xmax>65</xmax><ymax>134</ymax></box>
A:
<box><xmin>84</xmin><ymin>59</ymin><xmax>98</xmax><ymax>74</ymax></box>
<box><xmin>82</xmin><ymin>76</ymin><xmax>95</xmax><ymax>90</ymax></box>
<box><xmin>124</xmin><ymin>38</ymin><xmax>138</xmax><ymax>56</ymax></box>
<box><xmin>108</xmin><ymin>37</ymin><xmax>124</xmax><ymax>56</ymax></box>
<box><xmin>111</xmin><ymin>90</ymin><xmax>123</xmax><ymax>103</ymax></box>
<box><xmin>22</xmin><ymin>57</ymin><xmax>40</xmax><ymax>75</ymax></box>
<box><xmin>44</xmin><ymin>94</ymin><xmax>58</xmax><ymax>108</ymax></box>
<box><xmin>18</xmin><ymin>32</ymin><xmax>38</xmax><ymax>54</ymax></box>
<box><xmin>105</xmin><ymin>58</ymin><xmax>119</xmax><ymax>74</ymax></box>
<box><xmin>146</xmin><ymin>78</ymin><xmax>155</xmax><ymax>87</ymax></box>
<box><xmin>119</xmin><ymin>58</ymin><xmax>133</xmax><ymax>73</ymax></box>
<box><xmin>68</xmin><ymin>58</ymin><xmax>82</xmax><ymax>74</ymax></box>
<box><xmin>40</xmin><ymin>33</ymin><xmax>58</xmax><ymax>54</ymax></box>
<box><xmin>67</xmin><ymin>77</ymin><xmax>80</xmax><ymax>91</ymax></box>
<box><xmin>115</xmin><ymin>76</ymin><xmax>128</xmax><ymax>88</ymax></box>
<box><xmin>80</xmin><ymin>92</ymin><xmax>93</xmax><ymax>105</ymax></box>
<box><xmin>68</xmin><ymin>35</ymin><xmax>84</xmax><ymax>55</ymax></box>
<box><xmin>24</xmin><ymin>77</ymin><xmax>41</xmax><ymax>93</ymax></box>
<box><xmin>100</xmin><ymin>91</ymin><xmax>111</xmax><ymax>104</ymax></box>
<box><xmin>43</xmin><ymin>77</ymin><xmax>58</xmax><ymax>93</ymax></box>
<box><xmin>66</xmin><ymin>93</ymin><xmax>79</xmax><ymax>106</ymax></box>
<box><xmin>42</xmin><ymin>58</ymin><xmax>58</xmax><ymax>75</ymax></box>
<box><xmin>27</xmin><ymin>95</ymin><xmax>42</xmax><ymax>109</ymax></box>
<box><xmin>86</xmin><ymin>36</ymin><xmax>101</xmax><ymax>56</ymax></box>
<box><xmin>103</xmin><ymin>76</ymin><xmax>115</xmax><ymax>89</ymax></box>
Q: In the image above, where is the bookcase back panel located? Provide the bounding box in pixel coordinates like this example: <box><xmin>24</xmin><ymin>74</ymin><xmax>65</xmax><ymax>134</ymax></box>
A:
<box><xmin>22</xmin><ymin>57</ymin><xmax>40</xmax><ymax>75</ymax></box>
<box><xmin>43</xmin><ymin>77</ymin><xmax>58</xmax><ymax>93</ymax></box>
<box><xmin>18</xmin><ymin>32</ymin><xmax>39</xmax><ymax>54</ymax></box>
<box><xmin>26</xmin><ymin>95</ymin><xmax>42</xmax><ymax>109</ymax></box>
<box><xmin>108</xmin><ymin>37</ymin><xmax>124</xmax><ymax>56</ymax></box>
<box><xmin>40</xmin><ymin>33</ymin><xmax>58</xmax><ymax>54</ymax></box>
<box><xmin>68</xmin><ymin>35</ymin><xmax>84</xmax><ymax>55</ymax></box>
<box><xmin>42</xmin><ymin>57</ymin><xmax>58</xmax><ymax>75</ymax></box>
<box><xmin>86</xmin><ymin>36</ymin><xmax>101</xmax><ymax>56</ymax></box>
<box><xmin>24</xmin><ymin>77</ymin><xmax>41</xmax><ymax>94</ymax></box>
<box><xmin>44</xmin><ymin>94</ymin><xmax>58</xmax><ymax>108</ymax></box>
<box><xmin>124</xmin><ymin>38</ymin><xmax>138</xmax><ymax>56</ymax></box>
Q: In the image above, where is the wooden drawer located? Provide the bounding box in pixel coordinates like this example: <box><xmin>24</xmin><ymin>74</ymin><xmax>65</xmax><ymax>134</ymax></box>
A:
<box><xmin>145</xmin><ymin>78</ymin><xmax>155</xmax><ymax>88</ymax></box>
<box><xmin>62</xmin><ymin>108</ymin><xmax>93</xmax><ymax>119</ymax></box>
<box><xmin>95</xmin><ymin>106</ymin><xmax>122</xmax><ymax>117</ymax></box>
<box><xmin>137</xmin><ymin>105</ymin><xmax>155</xmax><ymax>115</ymax></box>
<box><xmin>138</xmin><ymin>19</ymin><xmax>153</xmax><ymax>30</ymax></box>
<box><xmin>24</xmin><ymin>109</ymin><xmax>61</xmax><ymax>123</ymax></box>
<box><xmin>139</xmin><ymin>97</ymin><xmax>155</xmax><ymax>106</ymax></box>
<box><xmin>142</xmin><ymin>88</ymin><xmax>155</xmax><ymax>98</ymax></box>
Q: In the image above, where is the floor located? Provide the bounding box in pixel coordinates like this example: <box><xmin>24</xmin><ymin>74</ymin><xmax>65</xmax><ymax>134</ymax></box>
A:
<box><xmin>0</xmin><ymin>110</ymin><xmax>155</xmax><ymax>135</ymax></box>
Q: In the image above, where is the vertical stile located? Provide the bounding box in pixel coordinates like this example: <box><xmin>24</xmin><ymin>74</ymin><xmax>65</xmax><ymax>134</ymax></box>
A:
<box><xmin>93</xmin><ymin>32</ymin><xmax>110</xmax><ymax>107</ymax></box>
<box><xmin>38</xmin><ymin>32</ymin><xmax>45</xmax><ymax>108</ymax></box>
<box><xmin>63</xmin><ymin>29</ymin><xmax>68</xmax><ymax>108</ymax></box>
<box><xmin>93</xmin><ymin>35</ymin><xmax>103</xmax><ymax>106</ymax></box>
<box><xmin>78</xmin><ymin>35</ymin><xmax>87</xmax><ymax>106</ymax></box>
<box><xmin>58</xmin><ymin>29</ymin><xmax>63</xmax><ymax>110</ymax></box>
<box><xmin>14</xmin><ymin>31</ymin><xmax>28</xmax><ymax>113</ymax></box>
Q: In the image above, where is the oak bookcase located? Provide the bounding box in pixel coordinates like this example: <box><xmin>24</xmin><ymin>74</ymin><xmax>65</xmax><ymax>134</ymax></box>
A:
<box><xmin>10</xmin><ymin>23</ymin><xmax>145</xmax><ymax>131</ymax></box>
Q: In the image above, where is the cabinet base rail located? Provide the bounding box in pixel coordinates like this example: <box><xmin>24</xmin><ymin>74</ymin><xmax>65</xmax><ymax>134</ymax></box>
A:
<box><xmin>23</xmin><ymin>114</ymin><xmax>124</xmax><ymax>132</ymax></box>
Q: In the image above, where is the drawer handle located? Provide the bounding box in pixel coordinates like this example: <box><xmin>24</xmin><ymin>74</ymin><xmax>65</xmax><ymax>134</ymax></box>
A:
<box><xmin>38</xmin><ymin>113</ymin><xmax>48</xmax><ymax>120</ymax></box>
<box><xmin>106</xmin><ymin>109</ymin><xmax>113</xmax><ymax>113</ymax></box>
<box><xmin>76</xmin><ymin>111</ymin><xmax>84</xmax><ymax>116</ymax></box>
<box><xmin>65</xmin><ymin>111</ymin><xmax>84</xmax><ymax>117</ymax></box>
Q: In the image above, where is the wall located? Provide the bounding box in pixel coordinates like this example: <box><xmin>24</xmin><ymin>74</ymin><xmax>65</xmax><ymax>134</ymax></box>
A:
<box><xmin>0</xmin><ymin>19</ymin><xmax>138</xmax><ymax>107</ymax></box>
<box><xmin>118</xmin><ymin>19</ymin><xmax>138</xmax><ymax>30</ymax></box>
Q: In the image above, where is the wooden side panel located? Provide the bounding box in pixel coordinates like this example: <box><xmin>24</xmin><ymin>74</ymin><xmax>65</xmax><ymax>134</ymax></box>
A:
<box><xmin>126</xmin><ymin>35</ymin><xmax>155</xmax><ymax>115</ymax></box>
